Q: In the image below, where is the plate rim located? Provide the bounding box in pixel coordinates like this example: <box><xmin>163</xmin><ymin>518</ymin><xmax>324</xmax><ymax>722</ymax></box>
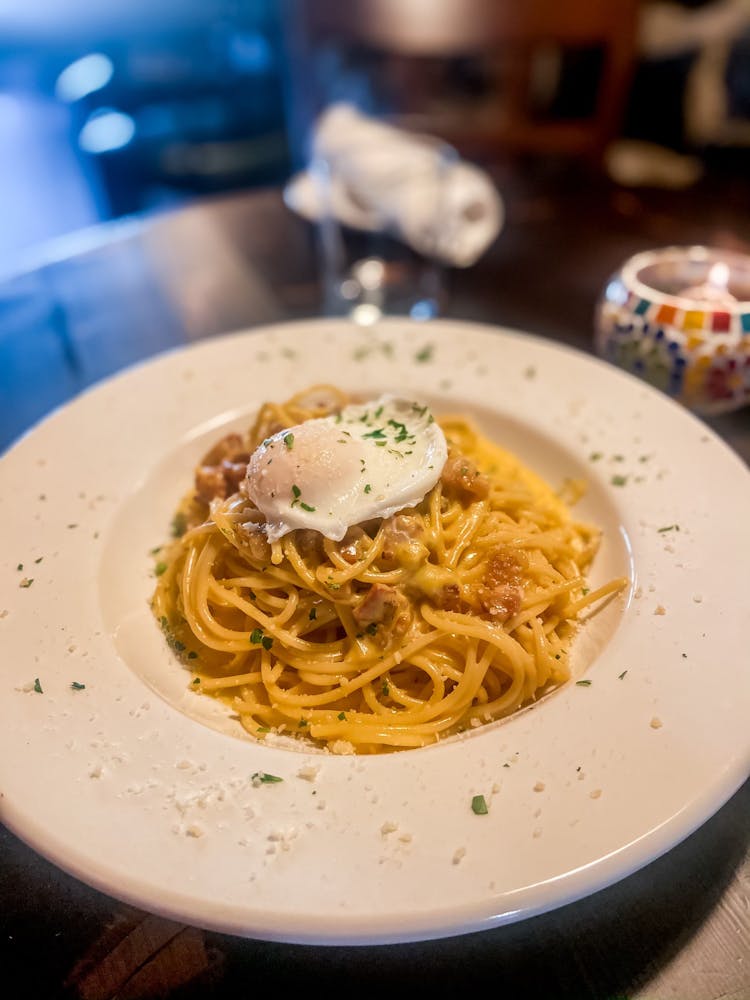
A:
<box><xmin>1</xmin><ymin>316</ymin><xmax>748</xmax><ymax>944</ymax></box>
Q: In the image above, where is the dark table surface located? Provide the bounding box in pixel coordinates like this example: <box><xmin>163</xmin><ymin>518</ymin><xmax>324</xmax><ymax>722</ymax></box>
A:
<box><xmin>1</xmin><ymin>162</ymin><xmax>748</xmax><ymax>999</ymax></box>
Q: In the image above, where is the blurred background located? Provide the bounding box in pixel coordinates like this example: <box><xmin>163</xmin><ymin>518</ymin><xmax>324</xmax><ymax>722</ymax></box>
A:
<box><xmin>1</xmin><ymin>0</ymin><xmax>749</xmax><ymax>272</ymax></box>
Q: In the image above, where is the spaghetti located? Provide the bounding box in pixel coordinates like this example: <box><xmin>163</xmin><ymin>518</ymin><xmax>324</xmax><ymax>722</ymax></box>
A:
<box><xmin>152</xmin><ymin>385</ymin><xmax>628</xmax><ymax>754</ymax></box>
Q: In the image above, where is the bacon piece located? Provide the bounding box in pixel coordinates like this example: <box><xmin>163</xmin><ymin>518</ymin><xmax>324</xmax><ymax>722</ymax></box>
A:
<box><xmin>353</xmin><ymin>584</ymin><xmax>410</xmax><ymax>643</ymax></box>
<box><xmin>436</xmin><ymin>583</ymin><xmax>464</xmax><ymax>612</ymax></box>
<box><xmin>194</xmin><ymin>433</ymin><xmax>250</xmax><ymax>503</ymax></box>
<box><xmin>200</xmin><ymin>433</ymin><xmax>245</xmax><ymax>467</ymax></box>
<box><xmin>477</xmin><ymin>546</ymin><xmax>527</xmax><ymax>620</ymax></box>
<box><xmin>236</xmin><ymin>523</ymin><xmax>272</xmax><ymax>562</ymax></box>
<box><xmin>221</xmin><ymin>456</ymin><xmax>251</xmax><ymax>493</ymax></box>
<box><xmin>440</xmin><ymin>453</ymin><xmax>490</xmax><ymax>501</ymax></box>
<box><xmin>380</xmin><ymin>514</ymin><xmax>424</xmax><ymax>561</ymax></box>
<box><xmin>195</xmin><ymin>465</ymin><xmax>228</xmax><ymax>503</ymax></box>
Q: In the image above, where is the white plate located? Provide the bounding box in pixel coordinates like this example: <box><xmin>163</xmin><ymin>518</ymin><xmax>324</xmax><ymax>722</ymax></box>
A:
<box><xmin>1</xmin><ymin>318</ymin><xmax>748</xmax><ymax>945</ymax></box>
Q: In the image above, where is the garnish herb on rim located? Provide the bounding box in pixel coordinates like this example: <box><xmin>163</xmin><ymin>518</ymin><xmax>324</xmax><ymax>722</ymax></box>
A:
<box><xmin>471</xmin><ymin>794</ymin><xmax>489</xmax><ymax>815</ymax></box>
<box><xmin>284</xmin><ymin>433</ymin><xmax>294</xmax><ymax>450</ymax></box>
<box><xmin>33</xmin><ymin>678</ymin><xmax>43</xmax><ymax>694</ymax></box>
<box><xmin>252</xmin><ymin>771</ymin><xmax>283</xmax><ymax>783</ymax></box>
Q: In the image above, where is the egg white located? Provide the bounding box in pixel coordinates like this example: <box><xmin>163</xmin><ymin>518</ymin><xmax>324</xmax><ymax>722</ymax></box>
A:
<box><xmin>244</xmin><ymin>395</ymin><xmax>447</xmax><ymax>541</ymax></box>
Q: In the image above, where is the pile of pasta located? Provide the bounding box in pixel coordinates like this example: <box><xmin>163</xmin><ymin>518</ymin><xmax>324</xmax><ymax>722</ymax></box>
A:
<box><xmin>152</xmin><ymin>385</ymin><xmax>627</xmax><ymax>754</ymax></box>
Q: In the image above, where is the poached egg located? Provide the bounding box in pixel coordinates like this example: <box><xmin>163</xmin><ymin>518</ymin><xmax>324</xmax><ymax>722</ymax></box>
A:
<box><xmin>244</xmin><ymin>395</ymin><xmax>447</xmax><ymax>541</ymax></box>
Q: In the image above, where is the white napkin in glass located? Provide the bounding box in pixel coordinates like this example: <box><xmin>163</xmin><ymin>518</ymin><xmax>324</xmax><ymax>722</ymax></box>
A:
<box><xmin>283</xmin><ymin>103</ymin><xmax>504</xmax><ymax>268</ymax></box>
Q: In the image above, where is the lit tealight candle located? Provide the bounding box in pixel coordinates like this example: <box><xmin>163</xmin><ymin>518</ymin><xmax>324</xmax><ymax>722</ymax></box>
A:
<box><xmin>679</xmin><ymin>261</ymin><xmax>737</xmax><ymax>303</ymax></box>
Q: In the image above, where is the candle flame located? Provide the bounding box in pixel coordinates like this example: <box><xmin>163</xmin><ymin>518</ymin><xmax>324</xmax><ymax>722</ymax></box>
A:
<box><xmin>708</xmin><ymin>261</ymin><xmax>730</xmax><ymax>289</ymax></box>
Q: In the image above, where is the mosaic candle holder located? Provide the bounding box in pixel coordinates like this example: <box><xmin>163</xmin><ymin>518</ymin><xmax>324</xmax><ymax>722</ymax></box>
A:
<box><xmin>594</xmin><ymin>245</ymin><xmax>750</xmax><ymax>414</ymax></box>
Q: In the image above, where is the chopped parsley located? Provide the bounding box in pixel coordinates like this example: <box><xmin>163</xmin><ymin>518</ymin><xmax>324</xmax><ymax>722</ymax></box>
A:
<box><xmin>187</xmin><ymin>650</ymin><xmax>198</xmax><ymax>659</ymax></box>
<box><xmin>34</xmin><ymin>556</ymin><xmax>43</xmax><ymax>564</ymax></box>
<box><xmin>658</xmin><ymin>524</ymin><xmax>680</xmax><ymax>533</ymax></box>
<box><xmin>589</xmin><ymin>452</ymin><xmax>603</xmax><ymax>462</ymax></box>
<box><xmin>365</xmin><ymin>622</ymin><xmax>378</xmax><ymax>636</ymax></box>
<box><xmin>308</xmin><ymin>607</ymin><xmax>317</xmax><ymax>621</ymax></box>
<box><xmin>618</xmin><ymin>670</ymin><xmax>628</xmax><ymax>679</ymax></box>
<box><xmin>364</xmin><ymin>484</ymin><xmax>372</xmax><ymax>494</ymax></box>
<box><xmin>154</xmin><ymin>562</ymin><xmax>168</xmax><ymax>576</ymax></box>
<box><xmin>250</xmin><ymin>628</ymin><xmax>273</xmax><ymax>650</ymax></box>
<box><xmin>291</xmin><ymin>484</ymin><xmax>301</xmax><ymax>502</ymax></box>
<box><xmin>415</xmin><ymin>344</ymin><xmax>434</xmax><ymax>363</ymax></box>
<box><xmin>611</xmin><ymin>475</ymin><xmax>628</xmax><ymax>487</ymax></box>
<box><xmin>33</xmin><ymin>678</ymin><xmax>43</xmax><ymax>694</ymax></box>
<box><xmin>16</xmin><ymin>563</ymin><xmax>23</xmax><ymax>571</ymax></box>
<box><xmin>381</xmin><ymin>679</ymin><xmax>390</xmax><ymax>697</ymax></box>
<box><xmin>284</xmin><ymin>433</ymin><xmax>294</xmax><ymax>450</ymax></box>
<box><xmin>363</xmin><ymin>428</ymin><xmax>386</xmax><ymax>439</ymax></box>
<box><xmin>70</xmin><ymin>681</ymin><xmax>86</xmax><ymax>690</ymax></box>
<box><xmin>337</xmin><ymin>711</ymin><xmax>347</xmax><ymax>720</ymax></box>
<box><xmin>471</xmin><ymin>794</ymin><xmax>488</xmax><ymax>815</ymax></box>
<box><xmin>576</xmin><ymin>679</ymin><xmax>592</xmax><ymax>686</ymax></box>
<box><xmin>299</xmin><ymin>501</ymin><xmax>316</xmax><ymax>513</ymax></box>
<box><xmin>192</xmin><ymin>677</ymin><xmax>201</xmax><ymax>685</ymax></box>
<box><xmin>252</xmin><ymin>771</ymin><xmax>283</xmax><ymax>783</ymax></box>
<box><xmin>19</xmin><ymin>578</ymin><xmax>33</xmax><ymax>588</ymax></box>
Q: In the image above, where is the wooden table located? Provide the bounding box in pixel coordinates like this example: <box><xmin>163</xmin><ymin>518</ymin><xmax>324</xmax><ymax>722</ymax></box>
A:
<box><xmin>1</xmin><ymin>165</ymin><xmax>748</xmax><ymax>999</ymax></box>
